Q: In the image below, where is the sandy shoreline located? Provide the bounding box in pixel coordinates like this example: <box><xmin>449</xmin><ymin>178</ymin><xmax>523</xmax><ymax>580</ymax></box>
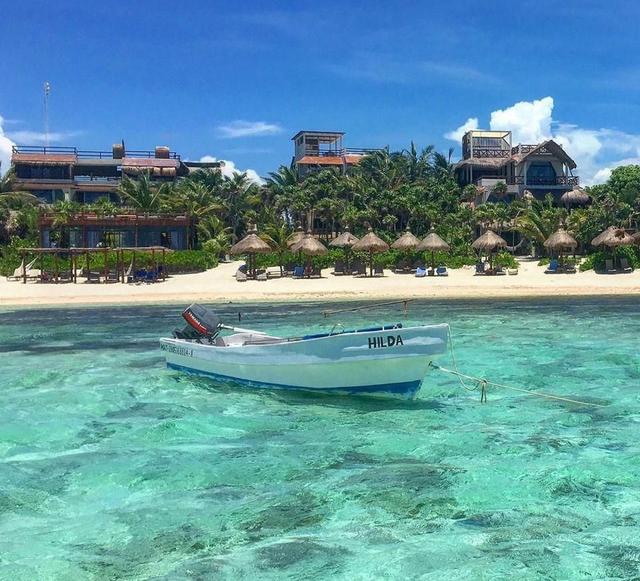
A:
<box><xmin>1</xmin><ymin>259</ymin><xmax>640</xmax><ymax>308</ymax></box>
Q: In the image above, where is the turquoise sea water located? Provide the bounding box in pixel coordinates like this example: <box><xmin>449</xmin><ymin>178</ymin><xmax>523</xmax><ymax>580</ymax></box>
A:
<box><xmin>1</xmin><ymin>299</ymin><xmax>639</xmax><ymax>580</ymax></box>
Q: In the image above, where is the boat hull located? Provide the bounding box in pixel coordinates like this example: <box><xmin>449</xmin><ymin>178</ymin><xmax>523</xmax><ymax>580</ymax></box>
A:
<box><xmin>161</xmin><ymin>324</ymin><xmax>449</xmax><ymax>399</ymax></box>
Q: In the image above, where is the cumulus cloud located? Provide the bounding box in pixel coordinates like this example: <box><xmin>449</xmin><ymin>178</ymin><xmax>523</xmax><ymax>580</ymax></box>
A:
<box><xmin>0</xmin><ymin>115</ymin><xmax>15</xmax><ymax>176</ymax></box>
<box><xmin>445</xmin><ymin>117</ymin><xmax>478</xmax><ymax>142</ymax></box>
<box><xmin>489</xmin><ymin>97</ymin><xmax>553</xmax><ymax>144</ymax></box>
<box><xmin>216</xmin><ymin>120</ymin><xmax>283</xmax><ymax>139</ymax></box>
<box><xmin>199</xmin><ymin>155</ymin><xmax>264</xmax><ymax>185</ymax></box>
<box><xmin>445</xmin><ymin>96</ymin><xmax>640</xmax><ymax>185</ymax></box>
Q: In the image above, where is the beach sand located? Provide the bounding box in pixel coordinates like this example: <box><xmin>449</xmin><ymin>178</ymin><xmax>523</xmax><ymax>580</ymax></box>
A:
<box><xmin>2</xmin><ymin>259</ymin><xmax>640</xmax><ymax>308</ymax></box>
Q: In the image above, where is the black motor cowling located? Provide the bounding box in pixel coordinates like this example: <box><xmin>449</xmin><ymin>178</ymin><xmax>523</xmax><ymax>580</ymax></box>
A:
<box><xmin>173</xmin><ymin>304</ymin><xmax>221</xmax><ymax>340</ymax></box>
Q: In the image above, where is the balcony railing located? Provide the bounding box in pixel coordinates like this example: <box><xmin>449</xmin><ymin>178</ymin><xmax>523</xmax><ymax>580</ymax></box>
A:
<box><xmin>299</xmin><ymin>146</ymin><xmax>381</xmax><ymax>158</ymax></box>
<box><xmin>470</xmin><ymin>148</ymin><xmax>511</xmax><ymax>158</ymax></box>
<box><xmin>475</xmin><ymin>175</ymin><xmax>579</xmax><ymax>187</ymax></box>
<box><xmin>74</xmin><ymin>176</ymin><xmax>120</xmax><ymax>183</ymax></box>
<box><xmin>12</xmin><ymin>145</ymin><xmax>180</xmax><ymax>160</ymax></box>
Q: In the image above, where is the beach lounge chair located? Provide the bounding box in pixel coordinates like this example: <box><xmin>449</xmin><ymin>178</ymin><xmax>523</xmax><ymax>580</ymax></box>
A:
<box><xmin>507</xmin><ymin>267</ymin><xmax>519</xmax><ymax>275</ymax></box>
<box><xmin>236</xmin><ymin>270</ymin><xmax>247</xmax><ymax>282</ymax></box>
<box><xmin>495</xmin><ymin>267</ymin><xmax>506</xmax><ymax>275</ymax></box>
<box><xmin>620</xmin><ymin>258</ymin><xmax>633</xmax><ymax>273</ymax></box>
<box><xmin>605</xmin><ymin>259</ymin><xmax>617</xmax><ymax>274</ymax></box>
<box><xmin>475</xmin><ymin>262</ymin><xmax>485</xmax><ymax>275</ymax></box>
<box><xmin>6</xmin><ymin>258</ymin><xmax>38</xmax><ymax>281</ymax></box>
<box><xmin>415</xmin><ymin>267</ymin><xmax>427</xmax><ymax>277</ymax></box>
<box><xmin>436</xmin><ymin>266</ymin><xmax>448</xmax><ymax>277</ymax></box>
<box><xmin>563</xmin><ymin>263</ymin><xmax>576</xmax><ymax>274</ymax></box>
<box><xmin>545</xmin><ymin>259</ymin><xmax>559</xmax><ymax>274</ymax></box>
<box><xmin>374</xmin><ymin>265</ymin><xmax>384</xmax><ymax>277</ymax></box>
<box><xmin>293</xmin><ymin>266</ymin><xmax>305</xmax><ymax>279</ymax></box>
<box><xmin>257</xmin><ymin>272</ymin><xmax>268</xmax><ymax>281</ymax></box>
<box><xmin>333</xmin><ymin>261</ymin><xmax>344</xmax><ymax>275</ymax></box>
<box><xmin>311</xmin><ymin>266</ymin><xmax>321</xmax><ymax>278</ymax></box>
<box><xmin>284</xmin><ymin>263</ymin><xmax>294</xmax><ymax>277</ymax></box>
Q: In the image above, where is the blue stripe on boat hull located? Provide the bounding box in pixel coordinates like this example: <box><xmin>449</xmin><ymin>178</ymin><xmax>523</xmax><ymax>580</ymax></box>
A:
<box><xmin>167</xmin><ymin>362</ymin><xmax>423</xmax><ymax>399</ymax></box>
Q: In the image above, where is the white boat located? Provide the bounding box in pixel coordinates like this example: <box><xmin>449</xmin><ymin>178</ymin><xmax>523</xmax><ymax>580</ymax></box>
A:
<box><xmin>160</xmin><ymin>304</ymin><xmax>450</xmax><ymax>399</ymax></box>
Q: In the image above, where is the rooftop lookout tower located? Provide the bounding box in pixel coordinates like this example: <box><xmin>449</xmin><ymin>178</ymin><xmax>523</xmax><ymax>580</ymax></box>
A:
<box><xmin>292</xmin><ymin>130</ymin><xmax>379</xmax><ymax>178</ymax></box>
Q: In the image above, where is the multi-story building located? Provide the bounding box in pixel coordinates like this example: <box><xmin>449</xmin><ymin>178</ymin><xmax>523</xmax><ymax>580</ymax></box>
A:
<box><xmin>9</xmin><ymin>143</ymin><xmax>221</xmax><ymax>250</ymax></box>
<box><xmin>455</xmin><ymin>130</ymin><xmax>579</xmax><ymax>205</ymax></box>
<box><xmin>10</xmin><ymin>143</ymin><xmax>221</xmax><ymax>204</ymax></box>
<box><xmin>292</xmin><ymin>131</ymin><xmax>379</xmax><ymax>178</ymax></box>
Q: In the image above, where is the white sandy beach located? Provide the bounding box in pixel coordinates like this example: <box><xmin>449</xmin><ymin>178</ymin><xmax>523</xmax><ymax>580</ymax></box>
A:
<box><xmin>1</xmin><ymin>259</ymin><xmax>640</xmax><ymax>307</ymax></box>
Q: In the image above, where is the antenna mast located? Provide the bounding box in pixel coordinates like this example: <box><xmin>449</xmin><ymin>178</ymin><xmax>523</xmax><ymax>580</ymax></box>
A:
<box><xmin>43</xmin><ymin>81</ymin><xmax>51</xmax><ymax>149</ymax></box>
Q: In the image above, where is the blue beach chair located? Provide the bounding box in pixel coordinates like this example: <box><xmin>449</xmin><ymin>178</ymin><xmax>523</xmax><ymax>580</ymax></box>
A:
<box><xmin>436</xmin><ymin>266</ymin><xmax>448</xmax><ymax>276</ymax></box>
<box><xmin>415</xmin><ymin>267</ymin><xmax>427</xmax><ymax>277</ymax></box>
<box><xmin>293</xmin><ymin>266</ymin><xmax>305</xmax><ymax>278</ymax></box>
<box><xmin>545</xmin><ymin>259</ymin><xmax>559</xmax><ymax>274</ymax></box>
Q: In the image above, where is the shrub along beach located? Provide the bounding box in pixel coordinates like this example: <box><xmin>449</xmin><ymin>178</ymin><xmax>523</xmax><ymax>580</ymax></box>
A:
<box><xmin>2</xmin><ymin>146</ymin><xmax>640</xmax><ymax>306</ymax></box>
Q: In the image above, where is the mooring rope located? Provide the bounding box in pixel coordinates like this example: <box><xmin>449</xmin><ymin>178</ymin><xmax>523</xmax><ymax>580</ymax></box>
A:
<box><xmin>322</xmin><ymin>299</ymin><xmax>413</xmax><ymax>318</ymax></box>
<box><xmin>431</xmin><ymin>325</ymin><xmax>606</xmax><ymax>408</ymax></box>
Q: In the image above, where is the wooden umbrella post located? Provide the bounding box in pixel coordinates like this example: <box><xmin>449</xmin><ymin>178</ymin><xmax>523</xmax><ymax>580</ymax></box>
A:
<box><xmin>54</xmin><ymin>251</ymin><xmax>59</xmax><ymax>283</ymax></box>
<box><xmin>72</xmin><ymin>252</ymin><xmax>77</xmax><ymax>283</ymax></box>
<box><xmin>103</xmin><ymin>247</ymin><xmax>108</xmax><ymax>283</ymax></box>
<box><xmin>22</xmin><ymin>250</ymin><xmax>27</xmax><ymax>284</ymax></box>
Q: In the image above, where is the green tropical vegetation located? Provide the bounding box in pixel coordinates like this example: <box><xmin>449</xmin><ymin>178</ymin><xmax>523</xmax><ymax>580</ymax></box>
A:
<box><xmin>2</xmin><ymin>146</ymin><xmax>640</xmax><ymax>276</ymax></box>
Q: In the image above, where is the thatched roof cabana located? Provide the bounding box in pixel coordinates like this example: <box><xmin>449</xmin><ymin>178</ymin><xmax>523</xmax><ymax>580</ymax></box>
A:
<box><xmin>544</xmin><ymin>228</ymin><xmax>577</xmax><ymax>251</ymax></box>
<box><xmin>472</xmin><ymin>230</ymin><xmax>507</xmax><ymax>253</ymax></box>
<box><xmin>391</xmin><ymin>227</ymin><xmax>420</xmax><ymax>251</ymax></box>
<box><xmin>329</xmin><ymin>227</ymin><xmax>359</xmax><ymax>248</ymax></box>
<box><xmin>291</xmin><ymin>233</ymin><xmax>327</xmax><ymax>256</ymax></box>
<box><xmin>230</xmin><ymin>230</ymin><xmax>272</xmax><ymax>255</ymax></box>
<box><xmin>352</xmin><ymin>228</ymin><xmax>389</xmax><ymax>276</ymax></box>
<box><xmin>561</xmin><ymin>186</ymin><xmax>591</xmax><ymax>207</ymax></box>
<box><xmin>591</xmin><ymin>226</ymin><xmax>634</xmax><ymax>248</ymax></box>
<box><xmin>352</xmin><ymin>228</ymin><xmax>389</xmax><ymax>253</ymax></box>
<box><xmin>286</xmin><ymin>225</ymin><xmax>305</xmax><ymax>249</ymax></box>
<box><xmin>417</xmin><ymin>227</ymin><xmax>450</xmax><ymax>252</ymax></box>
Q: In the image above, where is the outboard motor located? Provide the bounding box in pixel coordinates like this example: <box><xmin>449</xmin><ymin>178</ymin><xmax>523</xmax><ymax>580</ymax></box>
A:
<box><xmin>173</xmin><ymin>304</ymin><xmax>222</xmax><ymax>342</ymax></box>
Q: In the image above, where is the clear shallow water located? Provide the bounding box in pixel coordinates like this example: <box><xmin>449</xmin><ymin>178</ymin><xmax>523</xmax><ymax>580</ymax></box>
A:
<box><xmin>1</xmin><ymin>299</ymin><xmax>639</xmax><ymax>580</ymax></box>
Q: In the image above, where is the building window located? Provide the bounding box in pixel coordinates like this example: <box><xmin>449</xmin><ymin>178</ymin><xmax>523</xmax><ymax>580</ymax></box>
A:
<box><xmin>527</xmin><ymin>163</ymin><xmax>556</xmax><ymax>185</ymax></box>
<box><xmin>33</xmin><ymin>189</ymin><xmax>64</xmax><ymax>203</ymax></box>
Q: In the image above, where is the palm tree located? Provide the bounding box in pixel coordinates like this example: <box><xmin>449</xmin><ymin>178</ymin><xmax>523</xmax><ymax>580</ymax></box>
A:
<box><xmin>261</xmin><ymin>222</ymin><xmax>292</xmax><ymax>275</ymax></box>
<box><xmin>220</xmin><ymin>173</ymin><xmax>262</xmax><ymax>242</ymax></box>
<box><xmin>117</xmin><ymin>173</ymin><xmax>170</xmax><ymax>211</ymax></box>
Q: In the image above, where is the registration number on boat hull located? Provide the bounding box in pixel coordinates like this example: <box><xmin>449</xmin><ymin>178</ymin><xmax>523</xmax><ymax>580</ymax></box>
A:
<box><xmin>161</xmin><ymin>343</ymin><xmax>194</xmax><ymax>357</ymax></box>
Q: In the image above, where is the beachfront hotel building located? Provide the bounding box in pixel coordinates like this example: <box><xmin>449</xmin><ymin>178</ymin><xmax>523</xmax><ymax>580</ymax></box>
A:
<box><xmin>455</xmin><ymin>130</ymin><xmax>579</xmax><ymax>205</ymax></box>
<box><xmin>9</xmin><ymin>143</ymin><xmax>222</xmax><ymax>250</ymax></box>
<box><xmin>292</xmin><ymin>131</ymin><xmax>379</xmax><ymax>178</ymax></box>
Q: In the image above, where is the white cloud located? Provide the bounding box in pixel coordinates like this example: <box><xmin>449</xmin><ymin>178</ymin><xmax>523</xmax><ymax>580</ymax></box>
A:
<box><xmin>6</xmin><ymin>129</ymin><xmax>82</xmax><ymax>143</ymax></box>
<box><xmin>446</xmin><ymin>96</ymin><xmax>640</xmax><ymax>185</ymax></box>
<box><xmin>444</xmin><ymin>117</ymin><xmax>478</xmax><ymax>142</ymax></box>
<box><xmin>199</xmin><ymin>155</ymin><xmax>264</xmax><ymax>185</ymax></box>
<box><xmin>216</xmin><ymin>120</ymin><xmax>283</xmax><ymax>139</ymax></box>
<box><xmin>0</xmin><ymin>115</ymin><xmax>15</xmax><ymax>176</ymax></box>
<box><xmin>489</xmin><ymin>97</ymin><xmax>554</xmax><ymax>144</ymax></box>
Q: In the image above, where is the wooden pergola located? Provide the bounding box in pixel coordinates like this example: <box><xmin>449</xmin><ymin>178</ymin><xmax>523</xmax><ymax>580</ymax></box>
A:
<box><xmin>17</xmin><ymin>246</ymin><xmax>171</xmax><ymax>284</ymax></box>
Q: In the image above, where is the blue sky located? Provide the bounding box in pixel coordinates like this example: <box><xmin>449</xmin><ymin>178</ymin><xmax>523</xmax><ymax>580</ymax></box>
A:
<box><xmin>2</xmin><ymin>0</ymin><xmax>640</xmax><ymax>183</ymax></box>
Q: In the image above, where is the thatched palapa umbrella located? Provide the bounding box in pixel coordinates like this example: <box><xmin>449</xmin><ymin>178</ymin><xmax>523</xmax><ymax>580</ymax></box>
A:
<box><xmin>352</xmin><ymin>227</ymin><xmax>389</xmax><ymax>276</ymax></box>
<box><xmin>229</xmin><ymin>225</ymin><xmax>271</xmax><ymax>278</ymax></box>
<box><xmin>472</xmin><ymin>230</ymin><xmax>507</xmax><ymax>270</ymax></box>
<box><xmin>592</xmin><ymin>227</ymin><xmax>634</xmax><ymax>248</ymax></box>
<box><xmin>561</xmin><ymin>186</ymin><xmax>591</xmax><ymax>208</ymax></box>
<box><xmin>286</xmin><ymin>224</ymin><xmax>305</xmax><ymax>249</ymax></box>
<box><xmin>544</xmin><ymin>227</ymin><xmax>577</xmax><ymax>265</ymax></box>
<box><xmin>391</xmin><ymin>227</ymin><xmax>420</xmax><ymax>251</ymax></box>
<box><xmin>329</xmin><ymin>227</ymin><xmax>359</xmax><ymax>270</ymax></box>
<box><xmin>291</xmin><ymin>232</ymin><xmax>327</xmax><ymax>277</ymax></box>
<box><xmin>417</xmin><ymin>226</ymin><xmax>450</xmax><ymax>273</ymax></box>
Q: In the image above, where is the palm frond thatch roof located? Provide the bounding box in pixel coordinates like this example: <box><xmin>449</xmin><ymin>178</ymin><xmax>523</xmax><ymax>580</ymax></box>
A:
<box><xmin>329</xmin><ymin>228</ymin><xmax>359</xmax><ymax>248</ymax></box>
<box><xmin>544</xmin><ymin>228</ymin><xmax>577</xmax><ymax>251</ymax></box>
<box><xmin>594</xmin><ymin>227</ymin><xmax>635</xmax><ymax>248</ymax></box>
<box><xmin>291</xmin><ymin>233</ymin><xmax>327</xmax><ymax>256</ymax></box>
<box><xmin>351</xmin><ymin>228</ymin><xmax>389</xmax><ymax>253</ymax></box>
<box><xmin>417</xmin><ymin>227</ymin><xmax>450</xmax><ymax>252</ymax></box>
<box><xmin>230</xmin><ymin>227</ymin><xmax>272</xmax><ymax>255</ymax></box>
<box><xmin>472</xmin><ymin>230</ymin><xmax>507</xmax><ymax>252</ymax></box>
<box><xmin>560</xmin><ymin>186</ymin><xmax>591</xmax><ymax>206</ymax></box>
<box><xmin>391</xmin><ymin>227</ymin><xmax>420</xmax><ymax>250</ymax></box>
<box><xmin>286</xmin><ymin>225</ymin><xmax>305</xmax><ymax>249</ymax></box>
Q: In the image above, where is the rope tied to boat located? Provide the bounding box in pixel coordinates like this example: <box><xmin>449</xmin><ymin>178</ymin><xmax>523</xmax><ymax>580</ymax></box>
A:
<box><xmin>430</xmin><ymin>325</ymin><xmax>606</xmax><ymax>408</ymax></box>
